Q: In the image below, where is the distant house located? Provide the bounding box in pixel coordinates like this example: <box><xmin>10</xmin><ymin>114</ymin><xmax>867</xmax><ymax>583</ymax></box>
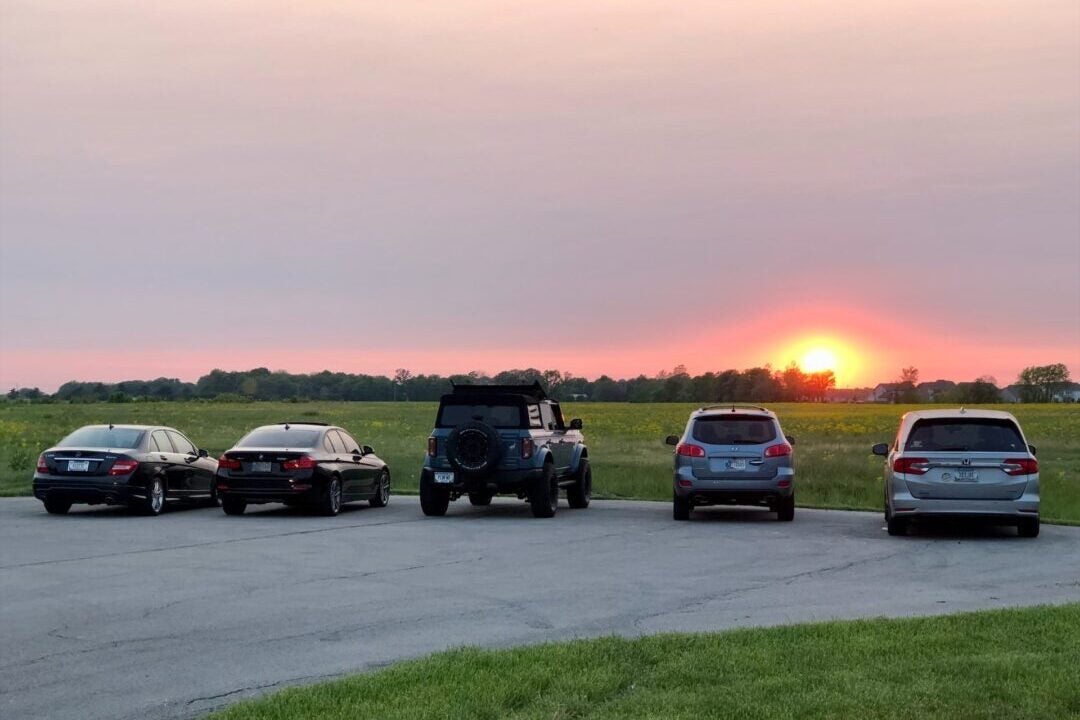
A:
<box><xmin>567</xmin><ymin>393</ymin><xmax>590</xmax><ymax>401</ymax></box>
<box><xmin>870</xmin><ymin>383</ymin><xmax>899</xmax><ymax>403</ymax></box>
<box><xmin>915</xmin><ymin>380</ymin><xmax>956</xmax><ymax>402</ymax></box>
<box><xmin>999</xmin><ymin>385</ymin><xmax>1023</xmax><ymax>403</ymax></box>
<box><xmin>825</xmin><ymin>388</ymin><xmax>873</xmax><ymax>403</ymax></box>
<box><xmin>1052</xmin><ymin>382</ymin><xmax>1080</xmax><ymax>403</ymax></box>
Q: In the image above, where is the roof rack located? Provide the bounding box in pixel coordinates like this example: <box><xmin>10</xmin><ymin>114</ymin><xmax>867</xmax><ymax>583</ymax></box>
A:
<box><xmin>696</xmin><ymin>404</ymin><xmax>770</xmax><ymax>413</ymax></box>
<box><xmin>276</xmin><ymin>421</ymin><xmax>330</xmax><ymax>427</ymax></box>
<box><xmin>449</xmin><ymin>381</ymin><xmax>548</xmax><ymax>401</ymax></box>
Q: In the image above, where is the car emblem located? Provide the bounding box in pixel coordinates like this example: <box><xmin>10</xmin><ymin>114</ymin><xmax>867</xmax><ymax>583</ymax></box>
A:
<box><xmin>258</xmin><ymin>454</ymin><xmax>264</xmax><ymax>460</ymax></box>
<box><xmin>942</xmin><ymin>472</ymin><xmax>953</xmax><ymax>482</ymax></box>
<box><xmin>962</xmin><ymin>459</ymin><xmax>971</xmax><ymax>466</ymax></box>
<box><xmin>731</xmin><ymin>447</ymin><xmax>737</xmax><ymax>452</ymax></box>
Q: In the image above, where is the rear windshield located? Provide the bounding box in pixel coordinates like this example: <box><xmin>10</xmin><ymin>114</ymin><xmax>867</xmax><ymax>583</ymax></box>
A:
<box><xmin>59</xmin><ymin>427</ymin><xmax>144</xmax><ymax>448</ymax></box>
<box><xmin>905</xmin><ymin>419</ymin><xmax>1025</xmax><ymax>452</ymax></box>
<box><xmin>237</xmin><ymin>428</ymin><xmax>322</xmax><ymax>448</ymax></box>
<box><xmin>692</xmin><ymin>415</ymin><xmax>777</xmax><ymax>445</ymax></box>
<box><xmin>438</xmin><ymin>403</ymin><xmax>523</xmax><ymax>428</ymax></box>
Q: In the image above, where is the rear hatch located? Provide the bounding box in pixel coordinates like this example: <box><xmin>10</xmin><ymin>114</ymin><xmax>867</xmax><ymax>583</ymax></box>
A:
<box><xmin>689</xmin><ymin>414</ymin><xmax>784</xmax><ymax>480</ymax></box>
<box><xmin>899</xmin><ymin>417</ymin><xmax>1033</xmax><ymax>500</ymax></box>
<box><xmin>42</xmin><ymin>448</ymin><xmax>129</xmax><ymax>477</ymax></box>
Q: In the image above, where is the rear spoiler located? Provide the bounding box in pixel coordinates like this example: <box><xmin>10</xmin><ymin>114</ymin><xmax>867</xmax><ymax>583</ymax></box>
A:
<box><xmin>449</xmin><ymin>381</ymin><xmax>548</xmax><ymax>401</ymax></box>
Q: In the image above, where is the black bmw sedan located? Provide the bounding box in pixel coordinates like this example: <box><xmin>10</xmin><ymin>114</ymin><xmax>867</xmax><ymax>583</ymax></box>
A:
<box><xmin>33</xmin><ymin>424</ymin><xmax>218</xmax><ymax>515</ymax></box>
<box><xmin>215</xmin><ymin>422</ymin><xmax>391</xmax><ymax>516</ymax></box>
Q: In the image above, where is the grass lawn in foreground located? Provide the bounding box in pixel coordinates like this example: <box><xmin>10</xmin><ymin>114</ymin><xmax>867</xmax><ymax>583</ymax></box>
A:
<box><xmin>209</xmin><ymin>603</ymin><xmax>1080</xmax><ymax>720</ymax></box>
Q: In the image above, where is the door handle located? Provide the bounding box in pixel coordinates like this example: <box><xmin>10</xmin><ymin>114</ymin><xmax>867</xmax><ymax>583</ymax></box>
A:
<box><xmin>749</xmin><ymin>459</ymin><xmax>764</xmax><ymax>465</ymax></box>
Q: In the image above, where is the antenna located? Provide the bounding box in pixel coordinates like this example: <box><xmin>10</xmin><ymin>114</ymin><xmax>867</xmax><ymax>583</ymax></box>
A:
<box><xmin>108</xmin><ymin>423</ymin><xmax>114</xmax><ymax>429</ymax></box>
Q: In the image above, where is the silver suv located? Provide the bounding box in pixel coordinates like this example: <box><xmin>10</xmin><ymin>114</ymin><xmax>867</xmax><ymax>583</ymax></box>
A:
<box><xmin>873</xmin><ymin>409</ymin><xmax>1040</xmax><ymax>537</ymax></box>
<box><xmin>665</xmin><ymin>406</ymin><xmax>795</xmax><ymax>521</ymax></box>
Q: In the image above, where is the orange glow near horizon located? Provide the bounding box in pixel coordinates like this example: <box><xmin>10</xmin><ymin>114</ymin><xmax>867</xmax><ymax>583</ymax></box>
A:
<box><xmin>774</xmin><ymin>335</ymin><xmax>867</xmax><ymax>387</ymax></box>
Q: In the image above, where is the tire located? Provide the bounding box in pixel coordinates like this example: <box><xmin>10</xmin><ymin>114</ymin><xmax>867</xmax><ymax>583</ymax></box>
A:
<box><xmin>445</xmin><ymin>422</ymin><xmax>502</xmax><ymax>475</ymax></box>
<box><xmin>43</xmin><ymin>497</ymin><xmax>72</xmax><ymax>515</ymax></box>
<box><xmin>319</xmin><ymin>476</ymin><xmax>342</xmax><ymax>517</ymax></box>
<box><xmin>673</xmin><ymin>491</ymin><xmax>690</xmax><ymax>521</ymax></box>
<box><xmin>140</xmin><ymin>477</ymin><xmax>166</xmax><ymax>516</ymax></box>
<box><xmin>420</xmin><ymin>473</ymin><xmax>450</xmax><ymax>517</ymax></box>
<box><xmin>566</xmin><ymin>460</ymin><xmax>592</xmax><ymax>509</ymax></box>
<box><xmin>777</xmin><ymin>492</ymin><xmax>795</xmax><ymax>522</ymax></box>
<box><xmin>369</xmin><ymin>471</ymin><xmax>390</xmax><ymax>508</ymax></box>
<box><xmin>206</xmin><ymin>483</ymin><xmax>220</xmax><ymax>508</ymax></box>
<box><xmin>887</xmin><ymin>516</ymin><xmax>908</xmax><ymax>536</ymax></box>
<box><xmin>468</xmin><ymin>492</ymin><xmax>493</xmax><ymax>506</ymax></box>
<box><xmin>1018</xmin><ymin>517</ymin><xmax>1040</xmax><ymax>538</ymax></box>
<box><xmin>222</xmin><ymin>495</ymin><xmax>247</xmax><ymax>515</ymax></box>
<box><xmin>529</xmin><ymin>463</ymin><xmax>558</xmax><ymax>518</ymax></box>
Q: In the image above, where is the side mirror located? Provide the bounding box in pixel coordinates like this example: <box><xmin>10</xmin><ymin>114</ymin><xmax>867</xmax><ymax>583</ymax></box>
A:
<box><xmin>198</xmin><ymin>448</ymin><xmax>208</xmax><ymax>458</ymax></box>
<box><xmin>665</xmin><ymin>435</ymin><xmax>679</xmax><ymax>446</ymax></box>
<box><xmin>785</xmin><ymin>435</ymin><xmax>796</xmax><ymax>446</ymax></box>
<box><xmin>569</xmin><ymin>418</ymin><xmax>583</xmax><ymax>430</ymax></box>
<box><xmin>1028</xmin><ymin>444</ymin><xmax>1037</xmax><ymax>457</ymax></box>
<box><xmin>872</xmin><ymin>443</ymin><xmax>889</xmax><ymax>456</ymax></box>
<box><xmin>362</xmin><ymin>445</ymin><xmax>374</xmax><ymax>456</ymax></box>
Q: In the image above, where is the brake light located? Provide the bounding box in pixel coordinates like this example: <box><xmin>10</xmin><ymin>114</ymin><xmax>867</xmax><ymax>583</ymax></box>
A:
<box><xmin>676</xmin><ymin>443</ymin><xmax>706</xmax><ymax>458</ymax></box>
<box><xmin>218</xmin><ymin>455</ymin><xmax>241</xmax><ymax>471</ymax></box>
<box><xmin>108</xmin><ymin>459</ymin><xmax>139</xmax><ymax>476</ymax></box>
<box><xmin>281</xmin><ymin>455</ymin><xmax>317</xmax><ymax>471</ymax></box>
<box><xmin>764</xmin><ymin>443</ymin><xmax>792</xmax><ymax>458</ymax></box>
<box><xmin>893</xmin><ymin>457</ymin><xmax>929</xmax><ymax>475</ymax></box>
<box><xmin>521</xmin><ymin>438</ymin><xmax>535</xmax><ymax>460</ymax></box>
<box><xmin>427</xmin><ymin>437</ymin><xmax>437</xmax><ymax>457</ymax></box>
<box><xmin>1003</xmin><ymin>458</ymin><xmax>1038</xmax><ymax>476</ymax></box>
<box><xmin>36</xmin><ymin>454</ymin><xmax>49</xmax><ymax>473</ymax></box>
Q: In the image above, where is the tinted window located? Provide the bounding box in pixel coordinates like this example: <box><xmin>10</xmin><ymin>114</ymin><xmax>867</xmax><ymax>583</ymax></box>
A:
<box><xmin>438</xmin><ymin>404</ymin><xmax>524</xmax><ymax>428</ymax></box>
<box><xmin>540</xmin><ymin>403</ymin><xmax>555</xmax><ymax>430</ymax></box>
<box><xmin>167</xmin><ymin>430</ymin><xmax>196</xmax><ymax>455</ymax></box>
<box><xmin>550</xmin><ymin>403</ymin><xmax>566</xmax><ymax>430</ymax></box>
<box><xmin>692</xmin><ymin>415</ymin><xmax>777</xmax><ymax>445</ymax></box>
<box><xmin>905</xmin><ymin>419</ymin><xmax>1026</xmax><ymax>452</ymax></box>
<box><xmin>325</xmin><ymin>431</ymin><xmax>343</xmax><ymax>453</ymax></box>
<box><xmin>337</xmin><ymin>431</ymin><xmax>359</xmax><ymax>453</ymax></box>
<box><xmin>151</xmin><ymin>431</ymin><xmax>175</xmax><ymax>453</ymax></box>
<box><xmin>237</xmin><ymin>428</ymin><xmax>322</xmax><ymax>448</ymax></box>
<box><xmin>59</xmin><ymin>426</ymin><xmax>144</xmax><ymax>449</ymax></box>
<box><xmin>323</xmin><ymin>435</ymin><xmax>336</xmax><ymax>452</ymax></box>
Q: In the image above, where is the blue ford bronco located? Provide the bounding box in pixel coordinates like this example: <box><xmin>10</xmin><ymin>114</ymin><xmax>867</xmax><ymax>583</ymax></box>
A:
<box><xmin>420</xmin><ymin>383</ymin><xmax>591</xmax><ymax>518</ymax></box>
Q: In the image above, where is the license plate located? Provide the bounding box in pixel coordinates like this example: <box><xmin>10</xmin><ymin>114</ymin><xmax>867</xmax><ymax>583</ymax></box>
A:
<box><xmin>434</xmin><ymin>472</ymin><xmax>455</xmax><ymax>484</ymax></box>
<box><xmin>251</xmin><ymin>461</ymin><xmax>272</xmax><ymax>473</ymax></box>
<box><xmin>955</xmin><ymin>470</ymin><xmax>978</xmax><ymax>482</ymax></box>
<box><xmin>726</xmin><ymin>459</ymin><xmax>747</xmax><ymax>471</ymax></box>
<box><xmin>67</xmin><ymin>460</ymin><xmax>90</xmax><ymax>472</ymax></box>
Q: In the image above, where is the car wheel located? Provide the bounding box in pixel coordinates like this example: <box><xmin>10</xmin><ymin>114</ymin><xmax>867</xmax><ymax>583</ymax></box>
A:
<box><xmin>777</xmin><ymin>492</ymin><xmax>795</xmax><ymax>522</ymax></box>
<box><xmin>141</xmin><ymin>477</ymin><xmax>166</xmax><ymax>516</ymax></box>
<box><xmin>566</xmin><ymin>460</ymin><xmax>592</xmax><ymax>509</ymax></box>
<box><xmin>529</xmin><ymin>463</ymin><xmax>558</xmax><ymax>518</ymax></box>
<box><xmin>43</xmin><ymin>497</ymin><xmax>72</xmax><ymax>515</ymax></box>
<box><xmin>887</xmin><ymin>516</ymin><xmax>908</xmax><ymax>536</ymax></box>
<box><xmin>206</xmin><ymin>483</ymin><xmax>220</xmax><ymax>508</ymax></box>
<box><xmin>1018</xmin><ymin>517</ymin><xmax>1040</xmax><ymax>538</ymax></box>
<box><xmin>319</xmin><ymin>476</ymin><xmax>342</xmax><ymax>517</ymax></box>
<box><xmin>222</xmin><ymin>495</ymin><xmax>246</xmax><ymax>516</ymax></box>
<box><xmin>420</xmin><ymin>473</ymin><xmax>450</xmax><ymax>516</ymax></box>
<box><xmin>369</xmin><ymin>471</ymin><xmax>390</xmax><ymax>508</ymax></box>
<box><xmin>468</xmin><ymin>492</ymin><xmax>493</xmax><ymax>506</ymax></box>
<box><xmin>673</xmin><ymin>491</ymin><xmax>690</xmax><ymax>521</ymax></box>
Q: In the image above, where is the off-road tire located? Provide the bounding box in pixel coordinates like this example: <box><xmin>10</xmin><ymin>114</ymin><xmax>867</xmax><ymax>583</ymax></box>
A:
<box><xmin>445</xmin><ymin>421</ymin><xmax>502</xmax><ymax>475</ymax></box>
<box><xmin>222</xmin><ymin>495</ymin><xmax>247</xmax><ymax>515</ymax></box>
<box><xmin>468</xmin><ymin>492</ymin><xmax>493</xmax><ymax>506</ymax></box>
<box><xmin>529</xmin><ymin>463</ymin><xmax>558</xmax><ymax>518</ymax></box>
<box><xmin>777</xmin><ymin>492</ymin><xmax>795</xmax><ymax>522</ymax></box>
<box><xmin>566</xmin><ymin>460</ymin><xmax>592</xmax><ymax>509</ymax></box>
<box><xmin>420</xmin><ymin>473</ymin><xmax>450</xmax><ymax>517</ymax></box>
<box><xmin>673</xmin><ymin>491</ymin><xmax>690</xmax><ymax>521</ymax></box>
<box><xmin>369</xmin><ymin>471</ymin><xmax>390</xmax><ymax>508</ymax></box>
<box><xmin>1018</xmin><ymin>517</ymin><xmax>1040</xmax><ymax>538</ymax></box>
<box><xmin>43</xmin><ymin>497</ymin><xmax>72</xmax><ymax>515</ymax></box>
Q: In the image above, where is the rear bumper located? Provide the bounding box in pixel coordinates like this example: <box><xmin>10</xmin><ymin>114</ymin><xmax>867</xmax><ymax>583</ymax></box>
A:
<box><xmin>421</xmin><ymin>467</ymin><xmax>545</xmax><ymax>494</ymax></box>
<box><xmin>33</xmin><ymin>477</ymin><xmax>140</xmax><ymax>505</ymax></box>
<box><xmin>216</xmin><ymin>476</ymin><xmax>319</xmax><ymax>505</ymax></box>
<box><xmin>674</xmin><ymin>466</ymin><xmax>794</xmax><ymax>505</ymax></box>
<box><xmin>889</xmin><ymin>494</ymin><xmax>1039</xmax><ymax>519</ymax></box>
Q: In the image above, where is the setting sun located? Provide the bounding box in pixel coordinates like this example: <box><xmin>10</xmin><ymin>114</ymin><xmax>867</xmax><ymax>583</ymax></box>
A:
<box><xmin>800</xmin><ymin>347</ymin><xmax>839</xmax><ymax>374</ymax></box>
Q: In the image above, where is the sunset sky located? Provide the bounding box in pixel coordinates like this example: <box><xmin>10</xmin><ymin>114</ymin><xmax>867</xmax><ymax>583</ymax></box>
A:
<box><xmin>1</xmin><ymin>1</ymin><xmax>1078</xmax><ymax>391</ymax></box>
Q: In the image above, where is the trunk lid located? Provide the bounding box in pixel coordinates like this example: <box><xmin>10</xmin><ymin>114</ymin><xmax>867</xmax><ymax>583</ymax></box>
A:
<box><xmin>43</xmin><ymin>448</ymin><xmax>128</xmax><ymax>477</ymax></box>
<box><xmin>898</xmin><ymin>452</ymin><xmax>1031</xmax><ymax>500</ymax></box>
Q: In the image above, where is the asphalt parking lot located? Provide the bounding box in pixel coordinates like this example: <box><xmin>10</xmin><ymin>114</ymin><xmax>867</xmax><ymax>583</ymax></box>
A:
<box><xmin>2</xmin><ymin>496</ymin><xmax>1078</xmax><ymax>720</ymax></box>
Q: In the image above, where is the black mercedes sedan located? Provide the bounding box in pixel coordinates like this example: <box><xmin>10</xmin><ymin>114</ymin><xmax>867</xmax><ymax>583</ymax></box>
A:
<box><xmin>33</xmin><ymin>424</ymin><xmax>218</xmax><ymax>515</ymax></box>
<box><xmin>215</xmin><ymin>422</ymin><xmax>390</xmax><ymax>516</ymax></box>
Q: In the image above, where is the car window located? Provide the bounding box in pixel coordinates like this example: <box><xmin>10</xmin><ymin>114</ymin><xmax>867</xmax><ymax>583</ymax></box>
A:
<box><xmin>337</xmin><ymin>431</ymin><xmax>359</xmax><ymax>453</ymax></box>
<box><xmin>325</xmin><ymin>431</ymin><xmax>343</xmax><ymax>453</ymax></box>
<box><xmin>527</xmin><ymin>404</ymin><xmax>543</xmax><ymax>429</ymax></box>
<box><xmin>167</xmin><ymin>430</ymin><xmax>196</xmax><ymax>455</ymax></box>
<box><xmin>905</xmin><ymin>419</ymin><xmax>1026</xmax><ymax>452</ymax></box>
<box><xmin>323</xmin><ymin>435</ymin><xmax>336</xmax><ymax>452</ymax></box>
<box><xmin>59</xmin><ymin>426</ymin><xmax>144</xmax><ymax>449</ymax></box>
<box><xmin>540</xmin><ymin>403</ymin><xmax>556</xmax><ymax>430</ymax></box>
<box><xmin>550</xmin><ymin>403</ymin><xmax>566</xmax><ymax>430</ymax></box>
<box><xmin>151</xmin><ymin>431</ymin><xmax>175</xmax><ymax>453</ymax></box>
<box><xmin>237</xmin><ymin>428</ymin><xmax>321</xmax><ymax>448</ymax></box>
<box><xmin>438</xmin><ymin>403</ymin><xmax>524</xmax><ymax>428</ymax></box>
<box><xmin>692</xmin><ymin>415</ymin><xmax>777</xmax><ymax>445</ymax></box>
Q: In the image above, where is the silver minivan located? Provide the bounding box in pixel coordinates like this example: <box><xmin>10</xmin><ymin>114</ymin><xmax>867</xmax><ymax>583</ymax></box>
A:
<box><xmin>873</xmin><ymin>409</ymin><xmax>1039</xmax><ymax>537</ymax></box>
<box><xmin>666</xmin><ymin>406</ymin><xmax>795</xmax><ymax>521</ymax></box>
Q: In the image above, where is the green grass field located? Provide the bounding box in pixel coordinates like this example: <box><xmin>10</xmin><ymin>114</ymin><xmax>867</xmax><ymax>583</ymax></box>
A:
<box><xmin>1</xmin><ymin>402</ymin><xmax>1077</xmax><ymax>522</ymax></box>
<box><xmin>207</xmin><ymin>603</ymin><xmax>1080</xmax><ymax>720</ymax></box>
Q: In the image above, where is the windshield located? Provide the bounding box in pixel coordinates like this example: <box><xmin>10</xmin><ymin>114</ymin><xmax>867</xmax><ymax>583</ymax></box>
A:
<box><xmin>438</xmin><ymin>403</ymin><xmax>523</xmax><ymax>428</ymax></box>
<box><xmin>905</xmin><ymin>419</ymin><xmax>1026</xmax><ymax>452</ymax></box>
<box><xmin>692</xmin><ymin>415</ymin><xmax>777</xmax><ymax>445</ymax></box>
<box><xmin>59</xmin><ymin>426</ymin><xmax>144</xmax><ymax>448</ymax></box>
<box><xmin>237</xmin><ymin>428</ymin><xmax>322</xmax><ymax>448</ymax></box>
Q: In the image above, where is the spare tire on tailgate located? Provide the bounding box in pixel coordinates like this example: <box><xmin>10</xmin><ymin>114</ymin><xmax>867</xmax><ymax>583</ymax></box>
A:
<box><xmin>446</xmin><ymin>421</ymin><xmax>502</xmax><ymax>475</ymax></box>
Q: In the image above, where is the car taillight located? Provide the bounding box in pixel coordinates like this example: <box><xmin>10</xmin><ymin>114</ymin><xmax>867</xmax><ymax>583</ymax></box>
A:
<box><xmin>676</xmin><ymin>443</ymin><xmax>706</xmax><ymax>458</ymax></box>
<box><xmin>764</xmin><ymin>443</ymin><xmax>792</xmax><ymax>458</ymax></box>
<box><xmin>427</xmin><ymin>437</ymin><xmax>437</xmax><ymax>457</ymax></box>
<box><xmin>109</xmin><ymin>459</ymin><xmax>139</xmax><ymax>476</ymax></box>
<box><xmin>893</xmin><ymin>457</ymin><xmax>929</xmax><ymax>475</ymax></box>
<box><xmin>36</xmin><ymin>454</ymin><xmax>49</xmax><ymax>473</ymax></box>
<box><xmin>218</xmin><ymin>455</ymin><xmax>242</xmax><ymax>471</ymax></box>
<box><xmin>1003</xmin><ymin>458</ymin><xmax>1038</xmax><ymax>476</ymax></box>
<box><xmin>281</xmin><ymin>455</ymin><xmax>317</xmax><ymax>471</ymax></box>
<box><xmin>521</xmin><ymin>438</ymin><xmax>535</xmax><ymax>460</ymax></box>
